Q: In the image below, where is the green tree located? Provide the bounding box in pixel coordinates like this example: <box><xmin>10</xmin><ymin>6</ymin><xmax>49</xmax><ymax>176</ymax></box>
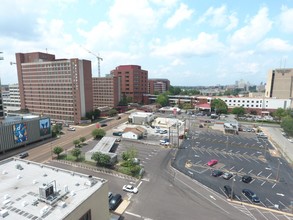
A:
<box><xmin>91</xmin><ymin>152</ymin><xmax>111</xmax><ymax>166</ymax></box>
<box><xmin>273</xmin><ymin>108</ymin><xmax>287</xmax><ymax>122</ymax></box>
<box><xmin>211</xmin><ymin>98</ymin><xmax>228</xmax><ymax>114</ymax></box>
<box><xmin>92</xmin><ymin>128</ymin><xmax>106</xmax><ymax>139</ymax></box>
<box><xmin>52</xmin><ymin>124</ymin><xmax>62</xmax><ymax>137</ymax></box>
<box><xmin>53</xmin><ymin>146</ymin><xmax>63</xmax><ymax>159</ymax></box>
<box><xmin>281</xmin><ymin>116</ymin><xmax>293</xmax><ymax>136</ymax></box>
<box><xmin>71</xmin><ymin>148</ymin><xmax>81</xmax><ymax>161</ymax></box>
<box><xmin>121</xmin><ymin>148</ymin><xmax>137</xmax><ymax>161</ymax></box>
<box><xmin>73</xmin><ymin>139</ymin><xmax>81</xmax><ymax>147</ymax></box>
<box><xmin>232</xmin><ymin>107</ymin><xmax>245</xmax><ymax>117</ymax></box>
<box><xmin>108</xmin><ymin>109</ymin><xmax>118</xmax><ymax>117</ymax></box>
<box><xmin>79</xmin><ymin>136</ymin><xmax>86</xmax><ymax>144</ymax></box>
<box><xmin>156</xmin><ymin>94</ymin><xmax>169</xmax><ymax>107</ymax></box>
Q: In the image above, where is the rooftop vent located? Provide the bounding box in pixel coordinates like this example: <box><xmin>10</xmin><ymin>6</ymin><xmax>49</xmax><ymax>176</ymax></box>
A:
<box><xmin>16</xmin><ymin>164</ymin><xmax>23</xmax><ymax>170</ymax></box>
<box><xmin>17</xmin><ymin>174</ymin><xmax>22</xmax><ymax>179</ymax></box>
<box><xmin>0</xmin><ymin>210</ymin><xmax>8</xmax><ymax>218</ymax></box>
<box><xmin>3</xmin><ymin>194</ymin><xmax>10</xmax><ymax>200</ymax></box>
<box><xmin>2</xmin><ymin>170</ymin><xmax>8</xmax><ymax>175</ymax></box>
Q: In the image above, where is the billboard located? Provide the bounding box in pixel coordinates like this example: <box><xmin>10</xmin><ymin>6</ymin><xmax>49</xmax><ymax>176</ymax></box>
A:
<box><xmin>13</xmin><ymin>123</ymin><xmax>28</xmax><ymax>143</ymax></box>
<box><xmin>39</xmin><ymin>118</ymin><xmax>51</xmax><ymax>136</ymax></box>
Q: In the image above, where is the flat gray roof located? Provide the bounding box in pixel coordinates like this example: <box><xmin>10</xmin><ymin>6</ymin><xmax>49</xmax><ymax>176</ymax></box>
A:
<box><xmin>0</xmin><ymin>158</ymin><xmax>106</xmax><ymax>220</ymax></box>
<box><xmin>88</xmin><ymin>137</ymin><xmax>116</xmax><ymax>153</ymax></box>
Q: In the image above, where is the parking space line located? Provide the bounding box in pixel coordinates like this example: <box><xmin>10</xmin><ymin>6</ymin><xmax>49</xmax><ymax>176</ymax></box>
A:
<box><xmin>272</xmin><ymin>183</ymin><xmax>276</xmax><ymax>188</ymax></box>
<box><xmin>206</xmin><ymin>151</ymin><xmax>212</xmax><ymax>156</ymax></box>
<box><xmin>250</xmin><ymin>179</ymin><xmax>255</xmax><ymax>184</ymax></box>
<box><xmin>250</xmin><ymin>158</ymin><xmax>260</xmax><ymax>164</ymax></box>
<box><xmin>230</xmin><ymin>166</ymin><xmax>235</xmax><ymax>171</ymax></box>
<box><xmin>238</xmin><ymin>168</ymin><xmax>243</xmax><ymax>172</ymax></box>
<box><xmin>266</xmin><ymin>173</ymin><xmax>272</xmax><ymax>179</ymax></box>
<box><xmin>242</xmin><ymin>156</ymin><xmax>251</xmax><ymax>162</ymax></box>
<box><xmin>260</xmin><ymin>201</ymin><xmax>267</xmax><ymax>208</ymax></box>
<box><xmin>266</xmin><ymin>198</ymin><xmax>276</xmax><ymax>207</ymax></box>
<box><xmin>257</xmin><ymin>171</ymin><xmax>262</xmax><ymax>176</ymax></box>
<box><xmin>261</xmin><ymin>181</ymin><xmax>266</xmax><ymax>186</ymax></box>
<box><xmin>248</xmin><ymin>169</ymin><xmax>253</xmax><ymax>174</ymax></box>
<box><xmin>279</xmin><ymin>201</ymin><xmax>290</xmax><ymax>210</ymax></box>
<box><xmin>236</xmin><ymin>151</ymin><xmax>240</xmax><ymax>153</ymax></box>
<box><xmin>251</xmin><ymin>153</ymin><xmax>255</xmax><ymax>156</ymax></box>
<box><xmin>220</xmin><ymin>153</ymin><xmax>227</xmax><ymax>158</ymax></box>
<box><xmin>235</xmin><ymin>155</ymin><xmax>243</xmax><ymax>161</ymax></box>
<box><xmin>195</xmin><ymin>160</ymin><xmax>202</xmax><ymax>164</ymax></box>
<box><xmin>212</xmin><ymin>152</ymin><xmax>219</xmax><ymax>157</ymax></box>
<box><xmin>214</xmin><ymin>147</ymin><xmax>218</xmax><ymax>150</ymax></box>
<box><xmin>243</xmin><ymin>152</ymin><xmax>247</xmax><ymax>154</ymax></box>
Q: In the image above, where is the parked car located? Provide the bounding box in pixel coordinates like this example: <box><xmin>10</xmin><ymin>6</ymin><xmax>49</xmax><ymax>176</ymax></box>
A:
<box><xmin>100</xmin><ymin>123</ymin><xmax>108</xmax><ymax>127</ymax></box>
<box><xmin>223</xmin><ymin>185</ymin><xmax>234</xmax><ymax>199</ymax></box>
<box><xmin>19</xmin><ymin>152</ymin><xmax>29</xmax><ymax>159</ymax></box>
<box><xmin>222</xmin><ymin>172</ymin><xmax>233</xmax><ymax>180</ymax></box>
<box><xmin>242</xmin><ymin>189</ymin><xmax>260</xmax><ymax>203</ymax></box>
<box><xmin>109</xmin><ymin>194</ymin><xmax>122</xmax><ymax>210</ymax></box>
<box><xmin>113</xmin><ymin>132</ymin><xmax>123</xmax><ymax>136</ymax></box>
<box><xmin>122</xmin><ymin>184</ymin><xmax>138</xmax><ymax>193</ymax></box>
<box><xmin>242</xmin><ymin>175</ymin><xmax>252</xmax><ymax>183</ymax></box>
<box><xmin>212</xmin><ymin>170</ymin><xmax>223</xmax><ymax>177</ymax></box>
<box><xmin>67</xmin><ymin>127</ymin><xmax>76</xmax><ymax>131</ymax></box>
<box><xmin>207</xmin><ymin>159</ymin><xmax>218</xmax><ymax>166</ymax></box>
<box><xmin>159</xmin><ymin>130</ymin><xmax>168</xmax><ymax>134</ymax></box>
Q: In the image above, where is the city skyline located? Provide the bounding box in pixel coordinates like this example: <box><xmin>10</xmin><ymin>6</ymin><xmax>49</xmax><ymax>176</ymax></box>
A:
<box><xmin>0</xmin><ymin>0</ymin><xmax>293</xmax><ymax>86</ymax></box>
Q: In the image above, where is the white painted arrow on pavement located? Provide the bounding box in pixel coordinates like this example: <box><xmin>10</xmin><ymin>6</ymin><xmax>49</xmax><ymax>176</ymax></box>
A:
<box><xmin>276</xmin><ymin>193</ymin><xmax>284</xmax><ymax>196</ymax></box>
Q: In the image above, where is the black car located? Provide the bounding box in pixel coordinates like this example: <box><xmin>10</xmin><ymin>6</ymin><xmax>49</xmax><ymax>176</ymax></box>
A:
<box><xmin>19</xmin><ymin>152</ymin><xmax>29</xmax><ymax>159</ymax></box>
<box><xmin>100</xmin><ymin>123</ymin><xmax>108</xmax><ymax>127</ymax></box>
<box><xmin>242</xmin><ymin>175</ymin><xmax>252</xmax><ymax>183</ymax></box>
<box><xmin>223</xmin><ymin>185</ymin><xmax>235</xmax><ymax>199</ymax></box>
<box><xmin>242</xmin><ymin>189</ymin><xmax>260</xmax><ymax>203</ymax></box>
<box><xmin>109</xmin><ymin>194</ymin><xmax>122</xmax><ymax>210</ymax></box>
<box><xmin>212</xmin><ymin>170</ymin><xmax>223</xmax><ymax>177</ymax></box>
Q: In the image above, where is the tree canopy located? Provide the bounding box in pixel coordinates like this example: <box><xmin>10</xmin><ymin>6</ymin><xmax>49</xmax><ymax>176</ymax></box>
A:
<box><xmin>53</xmin><ymin>146</ymin><xmax>63</xmax><ymax>159</ymax></box>
<box><xmin>92</xmin><ymin>128</ymin><xmax>106</xmax><ymax>139</ymax></box>
<box><xmin>91</xmin><ymin>152</ymin><xmax>111</xmax><ymax>166</ymax></box>
<box><xmin>71</xmin><ymin>148</ymin><xmax>81</xmax><ymax>161</ymax></box>
<box><xmin>232</xmin><ymin>106</ymin><xmax>245</xmax><ymax>117</ymax></box>
<box><xmin>156</xmin><ymin>94</ymin><xmax>169</xmax><ymax>107</ymax></box>
<box><xmin>281</xmin><ymin>116</ymin><xmax>293</xmax><ymax>136</ymax></box>
<box><xmin>211</xmin><ymin>98</ymin><xmax>228</xmax><ymax>114</ymax></box>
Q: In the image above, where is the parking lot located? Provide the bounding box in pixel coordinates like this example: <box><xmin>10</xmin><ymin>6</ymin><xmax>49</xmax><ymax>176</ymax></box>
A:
<box><xmin>174</xmin><ymin>128</ymin><xmax>293</xmax><ymax>213</ymax></box>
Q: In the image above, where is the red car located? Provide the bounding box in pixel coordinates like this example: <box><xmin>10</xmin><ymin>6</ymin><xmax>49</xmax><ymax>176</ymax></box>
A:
<box><xmin>207</xmin><ymin>159</ymin><xmax>218</xmax><ymax>166</ymax></box>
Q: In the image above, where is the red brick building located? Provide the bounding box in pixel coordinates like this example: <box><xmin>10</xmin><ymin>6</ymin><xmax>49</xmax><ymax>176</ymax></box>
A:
<box><xmin>110</xmin><ymin>65</ymin><xmax>148</xmax><ymax>103</ymax></box>
<box><xmin>16</xmin><ymin>52</ymin><xmax>93</xmax><ymax>124</ymax></box>
<box><xmin>92</xmin><ymin>76</ymin><xmax>121</xmax><ymax>109</ymax></box>
<box><xmin>148</xmin><ymin>78</ymin><xmax>170</xmax><ymax>94</ymax></box>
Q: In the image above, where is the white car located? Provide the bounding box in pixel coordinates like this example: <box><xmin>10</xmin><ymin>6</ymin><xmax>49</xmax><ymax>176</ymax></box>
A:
<box><xmin>67</xmin><ymin>127</ymin><xmax>76</xmax><ymax>131</ymax></box>
<box><xmin>122</xmin><ymin>185</ymin><xmax>138</xmax><ymax>193</ymax></box>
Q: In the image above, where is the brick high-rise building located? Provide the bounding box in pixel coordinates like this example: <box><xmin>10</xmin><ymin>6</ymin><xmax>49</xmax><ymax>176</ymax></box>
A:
<box><xmin>110</xmin><ymin>65</ymin><xmax>148</xmax><ymax>103</ymax></box>
<box><xmin>92</xmin><ymin>75</ymin><xmax>121</xmax><ymax>109</ymax></box>
<box><xmin>16</xmin><ymin>52</ymin><xmax>93</xmax><ymax>124</ymax></box>
<box><xmin>148</xmin><ymin>78</ymin><xmax>170</xmax><ymax>94</ymax></box>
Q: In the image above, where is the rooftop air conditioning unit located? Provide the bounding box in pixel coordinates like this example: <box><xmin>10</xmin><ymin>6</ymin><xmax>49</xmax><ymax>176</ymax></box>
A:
<box><xmin>0</xmin><ymin>210</ymin><xmax>8</xmax><ymax>217</ymax></box>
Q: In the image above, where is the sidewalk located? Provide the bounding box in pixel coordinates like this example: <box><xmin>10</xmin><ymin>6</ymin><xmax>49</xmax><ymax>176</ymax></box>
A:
<box><xmin>261</xmin><ymin>126</ymin><xmax>293</xmax><ymax>164</ymax></box>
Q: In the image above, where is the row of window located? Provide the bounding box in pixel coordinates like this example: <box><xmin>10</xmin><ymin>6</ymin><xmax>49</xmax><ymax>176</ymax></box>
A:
<box><xmin>224</xmin><ymin>99</ymin><xmax>267</xmax><ymax>103</ymax></box>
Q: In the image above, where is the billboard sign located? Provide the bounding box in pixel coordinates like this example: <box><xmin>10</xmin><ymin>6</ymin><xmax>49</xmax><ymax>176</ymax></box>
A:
<box><xmin>13</xmin><ymin>123</ymin><xmax>28</xmax><ymax>143</ymax></box>
<box><xmin>39</xmin><ymin>118</ymin><xmax>51</xmax><ymax>136</ymax></box>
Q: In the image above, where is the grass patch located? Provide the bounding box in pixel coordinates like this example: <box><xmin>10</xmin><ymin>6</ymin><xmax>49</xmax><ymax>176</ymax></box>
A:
<box><xmin>57</xmin><ymin>153</ymin><xmax>85</xmax><ymax>162</ymax></box>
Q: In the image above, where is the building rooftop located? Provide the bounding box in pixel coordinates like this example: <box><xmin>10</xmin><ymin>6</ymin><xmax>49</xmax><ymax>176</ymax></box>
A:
<box><xmin>0</xmin><ymin>158</ymin><xmax>106</xmax><ymax>220</ymax></box>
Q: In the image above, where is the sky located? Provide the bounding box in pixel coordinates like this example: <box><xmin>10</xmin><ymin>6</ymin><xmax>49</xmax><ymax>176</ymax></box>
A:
<box><xmin>0</xmin><ymin>0</ymin><xmax>293</xmax><ymax>86</ymax></box>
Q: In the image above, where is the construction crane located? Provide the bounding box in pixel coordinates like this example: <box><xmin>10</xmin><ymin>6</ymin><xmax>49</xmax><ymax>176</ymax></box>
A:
<box><xmin>80</xmin><ymin>46</ymin><xmax>103</xmax><ymax>77</ymax></box>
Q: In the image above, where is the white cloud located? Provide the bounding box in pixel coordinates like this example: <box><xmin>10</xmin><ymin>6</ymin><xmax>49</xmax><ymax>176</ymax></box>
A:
<box><xmin>151</xmin><ymin>32</ymin><xmax>224</xmax><ymax>58</ymax></box>
<box><xmin>258</xmin><ymin>38</ymin><xmax>293</xmax><ymax>52</ymax></box>
<box><xmin>197</xmin><ymin>5</ymin><xmax>238</xmax><ymax>30</ymax></box>
<box><xmin>279</xmin><ymin>6</ymin><xmax>293</xmax><ymax>32</ymax></box>
<box><xmin>171</xmin><ymin>59</ymin><xmax>184</xmax><ymax>66</ymax></box>
<box><xmin>229</xmin><ymin>7</ymin><xmax>272</xmax><ymax>49</ymax></box>
<box><xmin>165</xmin><ymin>3</ymin><xmax>194</xmax><ymax>29</ymax></box>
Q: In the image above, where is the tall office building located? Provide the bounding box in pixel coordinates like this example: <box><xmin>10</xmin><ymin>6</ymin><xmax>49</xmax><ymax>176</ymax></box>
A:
<box><xmin>265</xmin><ymin>68</ymin><xmax>293</xmax><ymax>99</ymax></box>
<box><xmin>92</xmin><ymin>75</ymin><xmax>121</xmax><ymax>109</ymax></box>
<box><xmin>2</xmin><ymin>83</ymin><xmax>21</xmax><ymax>116</ymax></box>
<box><xmin>16</xmin><ymin>52</ymin><xmax>93</xmax><ymax>124</ymax></box>
<box><xmin>110</xmin><ymin>65</ymin><xmax>148</xmax><ymax>103</ymax></box>
<box><xmin>148</xmin><ymin>78</ymin><xmax>170</xmax><ymax>94</ymax></box>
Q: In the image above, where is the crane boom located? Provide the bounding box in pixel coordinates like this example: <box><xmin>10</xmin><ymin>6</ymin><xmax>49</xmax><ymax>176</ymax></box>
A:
<box><xmin>80</xmin><ymin>46</ymin><xmax>103</xmax><ymax>77</ymax></box>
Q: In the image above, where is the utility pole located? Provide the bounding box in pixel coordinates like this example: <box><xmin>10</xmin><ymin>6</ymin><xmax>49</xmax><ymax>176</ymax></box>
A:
<box><xmin>80</xmin><ymin>46</ymin><xmax>103</xmax><ymax>77</ymax></box>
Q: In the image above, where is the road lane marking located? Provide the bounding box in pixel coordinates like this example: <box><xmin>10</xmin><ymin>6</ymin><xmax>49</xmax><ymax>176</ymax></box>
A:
<box><xmin>210</xmin><ymin>195</ymin><xmax>216</xmax><ymax>200</ymax></box>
